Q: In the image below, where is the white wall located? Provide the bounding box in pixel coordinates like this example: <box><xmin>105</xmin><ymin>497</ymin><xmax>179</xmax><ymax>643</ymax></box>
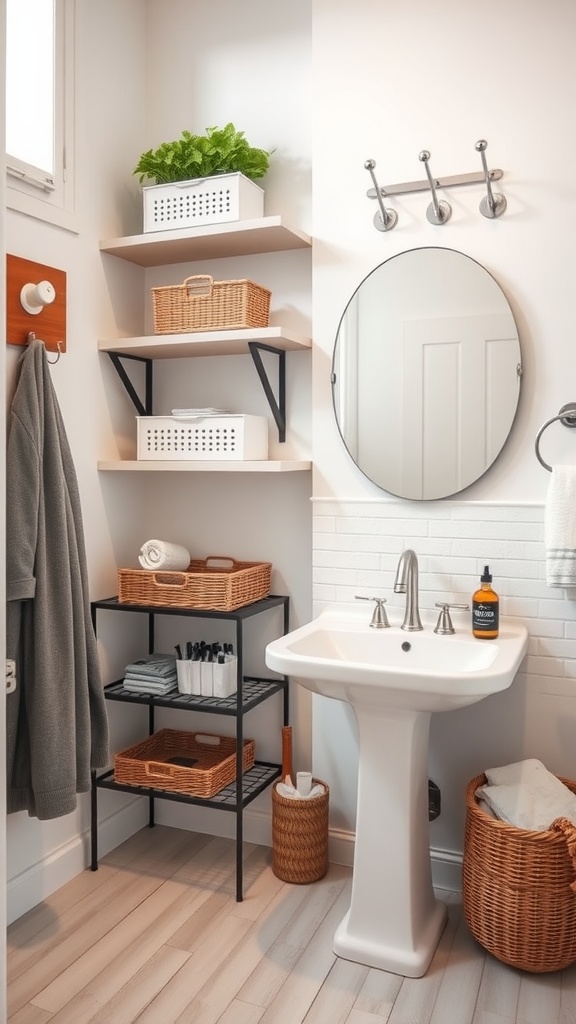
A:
<box><xmin>5</xmin><ymin>0</ymin><xmax>149</xmax><ymax>923</ymax></box>
<box><xmin>135</xmin><ymin>0</ymin><xmax>314</xmax><ymax>841</ymax></box>
<box><xmin>7</xmin><ymin>0</ymin><xmax>575</xmax><ymax>925</ymax></box>
<box><xmin>312</xmin><ymin>0</ymin><xmax>576</xmax><ymax>883</ymax></box>
<box><xmin>5</xmin><ymin>0</ymin><xmax>313</xmax><ymax>922</ymax></box>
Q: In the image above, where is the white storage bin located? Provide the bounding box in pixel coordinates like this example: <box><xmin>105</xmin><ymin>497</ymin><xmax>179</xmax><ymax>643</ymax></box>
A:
<box><xmin>136</xmin><ymin>414</ymin><xmax>268</xmax><ymax>462</ymax></box>
<box><xmin>142</xmin><ymin>172</ymin><xmax>264</xmax><ymax>233</ymax></box>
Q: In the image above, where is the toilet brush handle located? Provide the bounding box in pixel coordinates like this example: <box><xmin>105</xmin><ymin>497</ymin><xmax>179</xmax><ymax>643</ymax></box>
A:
<box><xmin>281</xmin><ymin>726</ymin><xmax>293</xmax><ymax>787</ymax></box>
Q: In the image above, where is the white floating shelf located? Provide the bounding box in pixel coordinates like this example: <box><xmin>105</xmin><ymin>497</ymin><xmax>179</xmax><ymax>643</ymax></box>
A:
<box><xmin>99</xmin><ymin>217</ymin><xmax>312</xmax><ymax>267</ymax></box>
<box><xmin>99</xmin><ymin>326</ymin><xmax>311</xmax><ymax>359</ymax></box>
<box><xmin>97</xmin><ymin>460</ymin><xmax>312</xmax><ymax>473</ymax></box>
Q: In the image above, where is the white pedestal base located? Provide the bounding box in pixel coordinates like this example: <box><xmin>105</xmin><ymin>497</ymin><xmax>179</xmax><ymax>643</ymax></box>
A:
<box><xmin>333</xmin><ymin>705</ymin><xmax>447</xmax><ymax>978</ymax></box>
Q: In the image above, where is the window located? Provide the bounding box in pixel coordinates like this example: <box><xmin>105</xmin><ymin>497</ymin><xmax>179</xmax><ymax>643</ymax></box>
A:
<box><xmin>6</xmin><ymin>0</ymin><xmax>75</xmax><ymax>231</ymax></box>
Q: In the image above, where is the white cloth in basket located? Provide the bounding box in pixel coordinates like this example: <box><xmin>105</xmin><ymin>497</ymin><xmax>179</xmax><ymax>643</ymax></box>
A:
<box><xmin>476</xmin><ymin>758</ymin><xmax>576</xmax><ymax>830</ymax></box>
<box><xmin>139</xmin><ymin>539</ymin><xmax>190</xmax><ymax>571</ymax></box>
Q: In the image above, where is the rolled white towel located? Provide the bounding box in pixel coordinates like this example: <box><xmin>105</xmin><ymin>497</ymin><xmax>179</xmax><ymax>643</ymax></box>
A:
<box><xmin>139</xmin><ymin>539</ymin><xmax>190</xmax><ymax>571</ymax></box>
<box><xmin>276</xmin><ymin>779</ymin><xmax>326</xmax><ymax>801</ymax></box>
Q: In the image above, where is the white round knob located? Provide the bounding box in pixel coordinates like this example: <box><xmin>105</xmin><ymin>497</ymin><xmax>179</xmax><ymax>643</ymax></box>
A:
<box><xmin>20</xmin><ymin>280</ymin><xmax>56</xmax><ymax>315</ymax></box>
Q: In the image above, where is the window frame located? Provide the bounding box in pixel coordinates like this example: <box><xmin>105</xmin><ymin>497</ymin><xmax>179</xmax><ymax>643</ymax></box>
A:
<box><xmin>6</xmin><ymin>0</ymin><xmax>76</xmax><ymax>232</ymax></box>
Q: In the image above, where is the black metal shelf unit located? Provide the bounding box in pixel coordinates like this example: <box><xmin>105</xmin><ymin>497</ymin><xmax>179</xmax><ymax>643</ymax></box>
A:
<box><xmin>90</xmin><ymin>594</ymin><xmax>290</xmax><ymax>901</ymax></box>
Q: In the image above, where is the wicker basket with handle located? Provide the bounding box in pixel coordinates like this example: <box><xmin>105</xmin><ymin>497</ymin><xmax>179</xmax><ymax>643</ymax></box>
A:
<box><xmin>152</xmin><ymin>274</ymin><xmax>271</xmax><ymax>334</ymax></box>
<box><xmin>462</xmin><ymin>772</ymin><xmax>576</xmax><ymax>972</ymax></box>
<box><xmin>114</xmin><ymin>729</ymin><xmax>255</xmax><ymax>798</ymax></box>
<box><xmin>118</xmin><ymin>556</ymin><xmax>272</xmax><ymax>611</ymax></box>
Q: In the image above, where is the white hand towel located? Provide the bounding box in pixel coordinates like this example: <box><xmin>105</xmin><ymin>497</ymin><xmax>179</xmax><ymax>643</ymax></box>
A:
<box><xmin>139</xmin><ymin>539</ymin><xmax>190</xmax><ymax>571</ymax></box>
<box><xmin>545</xmin><ymin>465</ymin><xmax>576</xmax><ymax>586</ymax></box>
<box><xmin>476</xmin><ymin>758</ymin><xmax>576</xmax><ymax>830</ymax></box>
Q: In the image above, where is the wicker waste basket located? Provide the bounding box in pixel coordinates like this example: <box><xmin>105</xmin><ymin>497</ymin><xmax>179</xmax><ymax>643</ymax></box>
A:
<box><xmin>462</xmin><ymin>772</ymin><xmax>576</xmax><ymax>973</ymax></box>
<box><xmin>272</xmin><ymin>779</ymin><xmax>329</xmax><ymax>884</ymax></box>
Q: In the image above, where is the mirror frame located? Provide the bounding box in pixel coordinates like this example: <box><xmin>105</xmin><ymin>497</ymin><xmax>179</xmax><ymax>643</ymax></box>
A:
<box><xmin>331</xmin><ymin>247</ymin><xmax>522</xmax><ymax>500</ymax></box>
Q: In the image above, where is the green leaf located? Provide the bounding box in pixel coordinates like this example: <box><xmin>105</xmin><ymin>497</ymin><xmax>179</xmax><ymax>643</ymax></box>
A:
<box><xmin>133</xmin><ymin>124</ymin><xmax>271</xmax><ymax>184</ymax></box>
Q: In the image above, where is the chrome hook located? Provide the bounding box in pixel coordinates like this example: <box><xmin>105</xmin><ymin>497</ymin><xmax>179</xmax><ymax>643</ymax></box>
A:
<box><xmin>27</xmin><ymin>331</ymin><xmax>62</xmax><ymax>364</ymax></box>
<box><xmin>418</xmin><ymin>151</ymin><xmax>452</xmax><ymax>225</ymax></box>
<box><xmin>475</xmin><ymin>140</ymin><xmax>507</xmax><ymax>219</ymax></box>
<box><xmin>364</xmin><ymin>159</ymin><xmax>398</xmax><ymax>232</ymax></box>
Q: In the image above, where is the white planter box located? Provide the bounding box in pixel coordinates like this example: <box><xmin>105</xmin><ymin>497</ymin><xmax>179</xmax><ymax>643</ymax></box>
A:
<box><xmin>142</xmin><ymin>172</ymin><xmax>264</xmax><ymax>233</ymax></box>
<box><xmin>136</xmin><ymin>414</ymin><xmax>269</xmax><ymax>461</ymax></box>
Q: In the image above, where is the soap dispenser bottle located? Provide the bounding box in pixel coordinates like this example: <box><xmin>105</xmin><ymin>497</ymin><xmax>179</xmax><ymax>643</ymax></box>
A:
<box><xmin>472</xmin><ymin>565</ymin><xmax>499</xmax><ymax>639</ymax></box>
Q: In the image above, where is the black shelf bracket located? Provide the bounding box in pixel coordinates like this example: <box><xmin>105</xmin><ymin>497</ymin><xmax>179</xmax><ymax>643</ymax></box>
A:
<box><xmin>106</xmin><ymin>344</ymin><xmax>287</xmax><ymax>441</ymax></box>
<box><xmin>107</xmin><ymin>352</ymin><xmax>153</xmax><ymax>416</ymax></box>
<box><xmin>248</xmin><ymin>342</ymin><xmax>286</xmax><ymax>443</ymax></box>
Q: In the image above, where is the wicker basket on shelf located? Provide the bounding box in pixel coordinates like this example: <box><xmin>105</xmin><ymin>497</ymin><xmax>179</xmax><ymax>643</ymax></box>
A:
<box><xmin>152</xmin><ymin>274</ymin><xmax>271</xmax><ymax>334</ymax></box>
<box><xmin>118</xmin><ymin>556</ymin><xmax>272</xmax><ymax>611</ymax></box>
<box><xmin>114</xmin><ymin>729</ymin><xmax>255</xmax><ymax>798</ymax></box>
<box><xmin>462</xmin><ymin>772</ymin><xmax>576</xmax><ymax>973</ymax></box>
<box><xmin>272</xmin><ymin>779</ymin><xmax>329</xmax><ymax>884</ymax></box>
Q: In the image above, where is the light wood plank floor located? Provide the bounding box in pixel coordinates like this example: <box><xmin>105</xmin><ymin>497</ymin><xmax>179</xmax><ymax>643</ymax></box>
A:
<box><xmin>7</xmin><ymin>825</ymin><xmax>576</xmax><ymax>1023</ymax></box>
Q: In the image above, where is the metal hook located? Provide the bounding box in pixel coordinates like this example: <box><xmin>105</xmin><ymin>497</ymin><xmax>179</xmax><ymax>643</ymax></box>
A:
<box><xmin>46</xmin><ymin>341</ymin><xmax>62</xmax><ymax>365</ymax></box>
<box><xmin>27</xmin><ymin>331</ymin><xmax>62</xmax><ymax>364</ymax></box>
<box><xmin>418</xmin><ymin>151</ymin><xmax>452</xmax><ymax>225</ymax></box>
<box><xmin>364</xmin><ymin>160</ymin><xmax>398</xmax><ymax>232</ymax></box>
<box><xmin>475</xmin><ymin>140</ymin><xmax>507</xmax><ymax>219</ymax></box>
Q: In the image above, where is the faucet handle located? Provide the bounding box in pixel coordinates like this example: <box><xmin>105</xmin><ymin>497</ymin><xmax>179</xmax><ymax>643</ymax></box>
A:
<box><xmin>355</xmin><ymin>595</ymin><xmax>390</xmax><ymax>629</ymax></box>
<box><xmin>434</xmin><ymin>602</ymin><xmax>470</xmax><ymax>635</ymax></box>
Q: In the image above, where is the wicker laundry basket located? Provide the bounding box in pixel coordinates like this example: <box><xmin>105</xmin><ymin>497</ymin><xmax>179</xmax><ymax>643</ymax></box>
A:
<box><xmin>462</xmin><ymin>772</ymin><xmax>576</xmax><ymax>972</ymax></box>
<box><xmin>272</xmin><ymin>779</ymin><xmax>329</xmax><ymax>884</ymax></box>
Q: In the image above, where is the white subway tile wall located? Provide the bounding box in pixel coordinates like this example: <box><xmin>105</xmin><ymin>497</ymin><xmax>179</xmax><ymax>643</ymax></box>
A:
<box><xmin>312</xmin><ymin>499</ymin><xmax>576</xmax><ymax>697</ymax></box>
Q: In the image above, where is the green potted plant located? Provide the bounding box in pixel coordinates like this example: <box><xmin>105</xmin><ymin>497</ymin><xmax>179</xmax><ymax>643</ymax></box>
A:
<box><xmin>133</xmin><ymin>122</ymin><xmax>271</xmax><ymax>185</ymax></box>
<box><xmin>134</xmin><ymin>123</ymin><xmax>271</xmax><ymax>234</ymax></box>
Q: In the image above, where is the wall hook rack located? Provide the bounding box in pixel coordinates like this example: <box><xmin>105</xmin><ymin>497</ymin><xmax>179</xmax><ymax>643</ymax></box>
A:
<box><xmin>365</xmin><ymin>139</ymin><xmax>505</xmax><ymax>230</ymax></box>
<box><xmin>27</xmin><ymin>332</ymin><xmax>62</xmax><ymax>364</ymax></box>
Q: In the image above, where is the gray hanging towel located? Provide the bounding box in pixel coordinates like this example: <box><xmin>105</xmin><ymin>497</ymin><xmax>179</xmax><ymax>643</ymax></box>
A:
<box><xmin>6</xmin><ymin>339</ymin><xmax>109</xmax><ymax>819</ymax></box>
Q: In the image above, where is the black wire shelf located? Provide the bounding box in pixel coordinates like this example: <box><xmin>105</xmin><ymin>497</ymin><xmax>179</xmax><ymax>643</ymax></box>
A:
<box><xmin>93</xmin><ymin>760</ymin><xmax>280</xmax><ymax>811</ymax></box>
<box><xmin>103</xmin><ymin>675</ymin><xmax>285</xmax><ymax>716</ymax></box>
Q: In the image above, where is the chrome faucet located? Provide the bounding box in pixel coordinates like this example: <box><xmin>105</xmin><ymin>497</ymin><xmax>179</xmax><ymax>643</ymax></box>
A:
<box><xmin>394</xmin><ymin>549</ymin><xmax>423</xmax><ymax>631</ymax></box>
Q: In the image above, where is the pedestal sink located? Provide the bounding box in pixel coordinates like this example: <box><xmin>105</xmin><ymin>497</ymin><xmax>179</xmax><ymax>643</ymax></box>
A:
<box><xmin>265</xmin><ymin>603</ymin><xmax>528</xmax><ymax>978</ymax></box>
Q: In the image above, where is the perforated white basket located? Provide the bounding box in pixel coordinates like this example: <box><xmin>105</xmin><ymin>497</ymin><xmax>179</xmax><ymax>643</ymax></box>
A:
<box><xmin>142</xmin><ymin>172</ymin><xmax>264</xmax><ymax>233</ymax></box>
<box><xmin>136</xmin><ymin>414</ymin><xmax>268</xmax><ymax>461</ymax></box>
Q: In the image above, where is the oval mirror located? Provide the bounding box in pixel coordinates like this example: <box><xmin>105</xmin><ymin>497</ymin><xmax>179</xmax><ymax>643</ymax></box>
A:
<box><xmin>332</xmin><ymin>247</ymin><xmax>522</xmax><ymax>500</ymax></box>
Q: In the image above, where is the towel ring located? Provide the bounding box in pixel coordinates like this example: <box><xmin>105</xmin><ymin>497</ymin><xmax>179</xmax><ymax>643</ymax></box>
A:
<box><xmin>535</xmin><ymin>403</ymin><xmax>576</xmax><ymax>471</ymax></box>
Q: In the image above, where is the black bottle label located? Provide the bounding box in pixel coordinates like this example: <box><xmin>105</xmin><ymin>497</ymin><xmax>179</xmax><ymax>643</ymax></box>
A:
<box><xmin>472</xmin><ymin>601</ymin><xmax>499</xmax><ymax>632</ymax></box>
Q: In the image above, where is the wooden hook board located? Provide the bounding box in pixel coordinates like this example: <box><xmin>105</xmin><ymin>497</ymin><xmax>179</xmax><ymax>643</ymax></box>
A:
<box><xmin>6</xmin><ymin>254</ymin><xmax>67</xmax><ymax>353</ymax></box>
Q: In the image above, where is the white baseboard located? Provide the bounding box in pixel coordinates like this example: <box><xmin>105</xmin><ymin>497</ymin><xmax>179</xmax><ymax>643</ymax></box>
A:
<box><xmin>7</xmin><ymin>797</ymin><xmax>147</xmax><ymax>925</ymax></box>
<box><xmin>430</xmin><ymin>846</ymin><xmax>464</xmax><ymax>893</ymax></box>
<box><xmin>153</xmin><ymin>803</ymin><xmax>464</xmax><ymax>892</ymax></box>
<box><xmin>8</xmin><ymin>800</ymin><xmax>463</xmax><ymax>925</ymax></box>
